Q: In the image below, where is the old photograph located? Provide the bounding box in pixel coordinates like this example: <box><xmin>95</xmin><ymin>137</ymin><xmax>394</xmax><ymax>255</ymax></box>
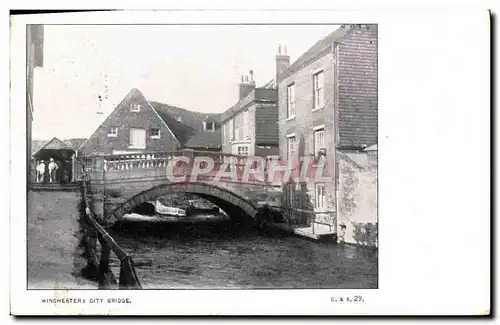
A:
<box><xmin>8</xmin><ymin>7</ymin><xmax>493</xmax><ymax>317</ymax></box>
<box><xmin>26</xmin><ymin>22</ymin><xmax>379</xmax><ymax>291</ymax></box>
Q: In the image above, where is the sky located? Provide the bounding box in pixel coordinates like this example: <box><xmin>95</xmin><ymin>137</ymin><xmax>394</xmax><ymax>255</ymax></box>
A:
<box><xmin>32</xmin><ymin>24</ymin><xmax>339</xmax><ymax>140</ymax></box>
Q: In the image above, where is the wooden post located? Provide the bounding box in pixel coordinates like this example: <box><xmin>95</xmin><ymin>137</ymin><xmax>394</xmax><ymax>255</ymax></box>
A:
<box><xmin>97</xmin><ymin>233</ymin><xmax>117</xmax><ymax>289</ymax></box>
<box><xmin>82</xmin><ymin>224</ymin><xmax>99</xmax><ymax>280</ymax></box>
<box><xmin>119</xmin><ymin>256</ymin><xmax>142</xmax><ymax>289</ymax></box>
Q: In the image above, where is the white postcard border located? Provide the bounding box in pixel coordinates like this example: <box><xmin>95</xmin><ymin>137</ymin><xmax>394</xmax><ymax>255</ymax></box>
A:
<box><xmin>10</xmin><ymin>9</ymin><xmax>490</xmax><ymax>316</ymax></box>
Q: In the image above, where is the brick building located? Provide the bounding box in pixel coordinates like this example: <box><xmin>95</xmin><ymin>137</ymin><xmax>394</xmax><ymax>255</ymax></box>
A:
<box><xmin>277</xmin><ymin>24</ymin><xmax>378</xmax><ymax>232</ymax></box>
<box><xmin>79</xmin><ymin>88</ymin><xmax>222</xmax><ymax>155</ymax></box>
<box><xmin>220</xmin><ymin>69</ymin><xmax>279</xmax><ymax>159</ymax></box>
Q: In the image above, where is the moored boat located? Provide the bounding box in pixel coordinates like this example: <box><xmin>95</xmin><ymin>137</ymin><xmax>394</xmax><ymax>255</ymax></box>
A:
<box><xmin>154</xmin><ymin>199</ymin><xmax>187</xmax><ymax>217</ymax></box>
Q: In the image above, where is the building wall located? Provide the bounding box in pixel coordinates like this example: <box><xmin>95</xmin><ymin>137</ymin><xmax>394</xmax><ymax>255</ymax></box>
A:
<box><xmin>278</xmin><ymin>52</ymin><xmax>336</xmax><ymax>215</ymax></box>
<box><xmin>221</xmin><ymin>87</ymin><xmax>278</xmax><ymax>158</ymax></box>
<box><xmin>337</xmin><ymin>150</ymin><xmax>377</xmax><ymax>247</ymax></box>
<box><xmin>222</xmin><ymin>104</ymin><xmax>256</xmax><ymax>156</ymax></box>
<box><xmin>80</xmin><ymin>91</ymin><xmax>179</xmax><ymax>155</ymax></box>
<box><xmin>337</xmin><ymin>24</ymin><xmax>378</xmax><ymax>148</ymax></box>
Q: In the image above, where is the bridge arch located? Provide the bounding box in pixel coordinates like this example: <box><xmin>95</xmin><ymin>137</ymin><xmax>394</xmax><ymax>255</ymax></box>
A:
<box><xmin>110</xmin><ymin>182</ymin><xmax>260</xmax><ymax>221</ymax></box>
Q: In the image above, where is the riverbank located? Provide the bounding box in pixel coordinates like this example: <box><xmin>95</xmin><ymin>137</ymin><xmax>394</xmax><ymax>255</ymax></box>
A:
<box><xmin>27</xmin><ymin>191</ymin><xmax>96</xmax><ymax>289</ymax></box>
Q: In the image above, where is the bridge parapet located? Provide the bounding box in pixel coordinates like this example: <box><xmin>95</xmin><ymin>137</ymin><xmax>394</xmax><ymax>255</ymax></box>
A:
<box><xmin>81</xmin><ymin>149</ymin><xmax>332</xmax><ymax>186</ymax></box>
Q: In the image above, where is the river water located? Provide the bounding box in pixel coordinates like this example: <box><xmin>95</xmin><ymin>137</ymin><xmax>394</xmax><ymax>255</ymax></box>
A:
<box><xmin>107</xmin><ymin>214</ymin><xmax>378</xmax><ymax>289</ymax></box>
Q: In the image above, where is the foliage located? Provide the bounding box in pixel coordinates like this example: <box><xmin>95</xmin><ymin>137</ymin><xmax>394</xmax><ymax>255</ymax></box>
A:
<box><xmin>352</xmin><ymin>222</ymin><xmax>378</xmax><ymax>247</ymax></box>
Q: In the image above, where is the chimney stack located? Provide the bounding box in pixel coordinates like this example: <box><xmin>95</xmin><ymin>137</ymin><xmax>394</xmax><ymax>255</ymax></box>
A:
<box><xmin>239</xmin><ymin>70</ymin><xmax>256</xmax><ymax>100</ymax></box>
<box><xmin>276</xmin><ymin>44</ymin><xmax>290</xmax><ymax>86</ymax></box>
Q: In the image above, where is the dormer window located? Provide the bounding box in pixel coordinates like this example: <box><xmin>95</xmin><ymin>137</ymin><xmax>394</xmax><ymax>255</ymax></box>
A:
<box><xmin>130</xmin><ymin>103</ymin><xmax>141</xmax><ymax>112</ymax></box>
<box><xmin>204</xmin><ymin>121</ymin><xmax>215</xmax><ymax>132</ymax></box>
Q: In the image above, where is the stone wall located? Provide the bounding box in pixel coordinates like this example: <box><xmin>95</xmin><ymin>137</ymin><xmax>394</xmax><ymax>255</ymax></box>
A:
<box><xmin>337</xmin><ymin>149</ymin><xmax>377</xmax><ymax>247</ymax></box>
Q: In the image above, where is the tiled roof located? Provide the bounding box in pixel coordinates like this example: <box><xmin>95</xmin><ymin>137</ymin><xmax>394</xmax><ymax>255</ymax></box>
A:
<box><xmin>31</xmin><ymin>137</ymin><xmax>87</xmax><ymax>157</ymax></box>
<box><xmin>184</xmin><ymin>128</ymin><xmax>222</xmax><ymax>149</ymax></box>
<box><xmin>280</xmin><ymin>25</ymin><xmax>352</xmax><ymax>80</ymax></box>
<box><xmin>39</xmin><ymin>137</ymin><xmax>71</xmax><ymax>151</ymax></box>
<box><xmin>64</xmin><ymin>138</ymin><xmax>87</xmax><ymax>151</ymax></box>
<box><xmin>150</xmin><ymin>101</ymin><xmax>222</xmax><ymax>149</ymax></box>
<box><xmin>31</xmin><ymin>139</ymin><xmax>48</xmax><ymax>157</ymax></box>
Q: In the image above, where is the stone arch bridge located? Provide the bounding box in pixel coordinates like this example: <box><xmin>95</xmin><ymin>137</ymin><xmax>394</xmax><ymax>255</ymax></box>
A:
<box><xmin>81</xmin><ymin>150</ymin><xmax>285</xmax><ymax>224</ymax></box>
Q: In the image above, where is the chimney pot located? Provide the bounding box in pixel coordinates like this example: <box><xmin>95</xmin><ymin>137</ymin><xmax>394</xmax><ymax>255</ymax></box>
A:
<box><xmin>275</xmin><ymin>45</ymin><xmax>290</xmax><ymax>86</ymax></box>
<box><xmin>239</xmin><ymin>73</ymin><xmax>255</xmax><ymax>99</ymax></box>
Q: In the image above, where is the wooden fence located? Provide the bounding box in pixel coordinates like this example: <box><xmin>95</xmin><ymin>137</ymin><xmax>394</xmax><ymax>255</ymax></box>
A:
<box><xmin>81</xmin><ymin>173</ymin><xmax>142</xmax><ymax>289</ymax></box>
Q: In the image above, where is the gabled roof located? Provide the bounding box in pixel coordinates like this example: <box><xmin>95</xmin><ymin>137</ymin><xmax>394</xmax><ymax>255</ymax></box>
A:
<box><xmin>77</xmin><ymin>88</ymin><xmax>223</xmax><ymax>153</ymax></box>
<box><xmin>39</xmin><ymin>137</ymin><xmax>71</xmax><ymax>151</ymax></box>
<box><xmin>32</xmin><ymin>137</ymin><xmax>75</xmax><ymax>158</ymax></box>
<box><xmin>280</xmin><ymin>25</ymin><xmax>352</xmax><ymax>80</ymax></box>
<box><xmin>202</xmin><ymin>116</ymin><xmax>216</xmax><ymax>123</ymax></box>
<box><xmin>31</xmin><ymin>138</ymin><xmax>87</xmax><ymax>157</ymax></box>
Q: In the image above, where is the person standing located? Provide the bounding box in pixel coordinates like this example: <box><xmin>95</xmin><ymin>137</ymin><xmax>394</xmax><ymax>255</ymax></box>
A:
<box><xmin>34</xmin><ymin>161</ymin><xmax>40</xmax><ymax>183</ymax></box>
<box><xmin>48</xmin><ymin>158</ymin><xmax>58</xmax><ymax>183</ymax></box>
<box><xmin>36</xmin><ymin>160</ymin><xmax>45</xmax><ymax>183</ymax></box>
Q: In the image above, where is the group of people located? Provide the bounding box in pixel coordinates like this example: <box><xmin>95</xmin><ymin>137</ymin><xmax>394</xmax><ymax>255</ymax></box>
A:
<box><xmin>35</xmin><ymin>158</ymin><xmax>59</xmax><ymax>183</ymax></box>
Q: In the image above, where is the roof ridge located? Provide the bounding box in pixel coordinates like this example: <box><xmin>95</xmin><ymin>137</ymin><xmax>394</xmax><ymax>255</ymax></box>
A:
<box><xmin>151</xmin><ymin>100</ymin><xmax>221</xmax><ymax>117</ymax></box>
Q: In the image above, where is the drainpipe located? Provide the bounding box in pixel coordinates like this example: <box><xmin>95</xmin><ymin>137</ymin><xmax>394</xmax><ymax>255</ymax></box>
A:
<box><xmin>332</xmin><ymin>41</ymin><xmax>340</xmax><ymax>236</ymax></box>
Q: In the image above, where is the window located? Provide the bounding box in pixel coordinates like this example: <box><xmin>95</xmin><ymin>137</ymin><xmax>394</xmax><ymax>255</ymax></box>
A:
<box><xmin>315</xmin><ymin>183</ymin><xmax>327</xmax><ymax>211</ymax></box>
<box><xmin>204</xmin><ymin>121</ymin><xmax>215</xmax><ymax>132</ymax></box>
<box><xmin>130</xmin><ymin>103</ymin><xmax>141</xmax><ymax>112</ymax></box>
<box><xmin>228</xmin><ymin>119</ymin><xmax>234</xmax><ymax>140</ymax></box>
<box><xmin>237</xmin><ymin>146</ymin><xmax>249</xmax><ymax>156</ymax></box>
<box><xmin>107</xmin><ymin>127</ymin><xmax>118</xmax><ymax>137</ymax></box>
<box><xmin>287</xmin><ymin>83</ymin><xmax>296</xmax><ymax>118</ymax></box>
<box><xmin>313</xmin><ymin>71</ymin><xmax>324</xmax><ymax>110</ymax></box>
<box><xmin>150</xmin><ymin>128</ymin><xmax>161</xmax><ymax>139</ymax></box>
<box><xmin>314</xmin><ymin>127</ymin><xmax>325</xmax><ymax>155</ymax></box>
<box><xmin>129</xmin><ymin>128</ymin><xmax>146</xmax><ymax>149</ymax></box>
<box><xmin>223</xmin><ymin>123</ymin><xmax>227</xmax><ymax>144</ymax></box>
<box><xmin>287</xmin><ymin>135</ymin><xmax>296</xmax><ymax>160</ymax></box>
